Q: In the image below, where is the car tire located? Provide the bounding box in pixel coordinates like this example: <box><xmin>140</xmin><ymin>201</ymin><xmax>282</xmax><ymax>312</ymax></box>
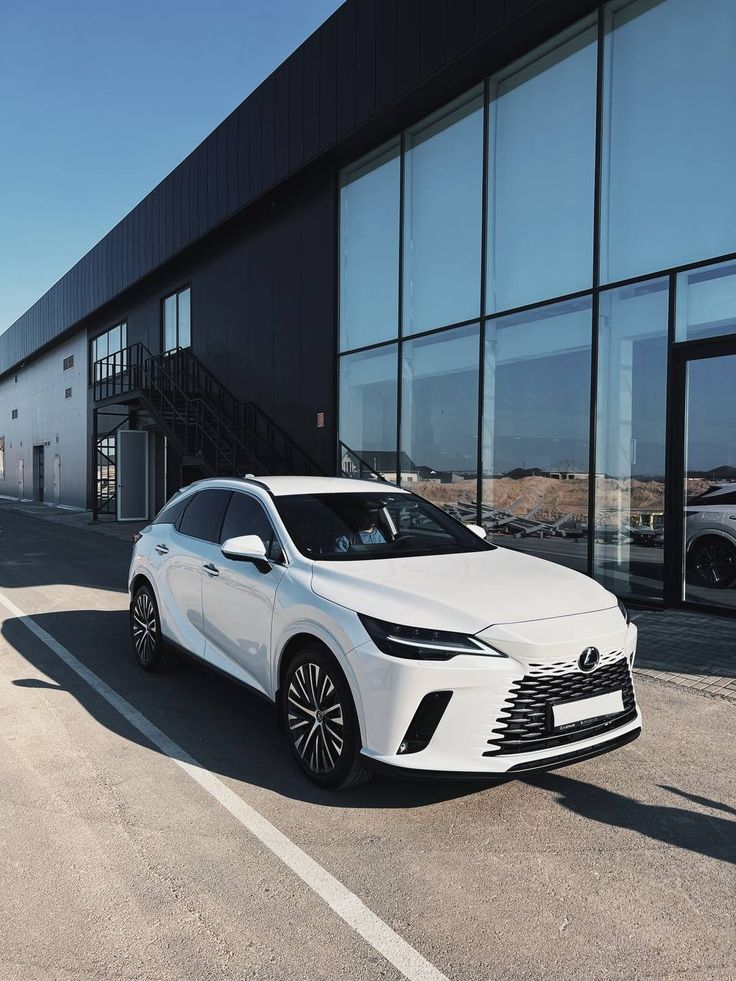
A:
<box><xmin>130</xmin><ymin>583</ymin><xmax>175</xmax><ymax>672</ymax></box>
<box><xmin>282</xmin><ymin>646</ymin><xmax>371</xmax><ymax>789</ymax></box>
<box><xmin>687</xmin><ymin>536</ymin><xmax>736</xmax><ymax>590</ymax></box>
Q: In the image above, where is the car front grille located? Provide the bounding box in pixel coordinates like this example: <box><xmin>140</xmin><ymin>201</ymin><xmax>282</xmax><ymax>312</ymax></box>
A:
<box><xmin>484</xmin><ymin>654</ymin><xmax>637</xmax><ymax>757</ymax></box>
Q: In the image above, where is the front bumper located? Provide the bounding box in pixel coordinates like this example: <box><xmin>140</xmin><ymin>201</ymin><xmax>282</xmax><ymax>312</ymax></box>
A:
<box><xmin>348</xmin><ymin>610</ymin><xmax>639</xmax><ymax>777</ymax></box>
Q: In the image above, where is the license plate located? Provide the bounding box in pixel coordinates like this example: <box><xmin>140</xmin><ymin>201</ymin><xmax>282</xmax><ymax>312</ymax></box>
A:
<box><xmin>552</xmin><ymin>691</ymin><xmax>625</xmax><ymax>731</ymax></box>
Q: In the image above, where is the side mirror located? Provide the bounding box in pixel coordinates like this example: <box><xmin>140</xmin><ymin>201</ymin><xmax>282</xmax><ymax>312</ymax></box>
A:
<box><xmin>465</xmin><ymin>523</ymin><xmax>487</xmax><ymax>540</ymax></box>
<box><xmin>221</xmin><ymin>534</ymin><xmax>270</xmax><ymax>571</ymax></box>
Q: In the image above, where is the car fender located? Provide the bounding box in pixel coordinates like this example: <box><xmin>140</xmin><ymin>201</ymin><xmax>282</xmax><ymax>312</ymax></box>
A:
<box><xmin>271</xmin><ymin>596</ymin><xmax>368</xmax><ymax>741</ymax></box>
<box><xmin>686</xmin><ymin>526</ymin><xmax>736</xmax><ymax>551</ymax></box>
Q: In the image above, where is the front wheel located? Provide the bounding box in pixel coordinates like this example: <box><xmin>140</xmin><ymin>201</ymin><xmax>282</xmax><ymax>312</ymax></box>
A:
<box><xmin>282</xmin><ymin>646</ymin><xmax>370</xmax><ymax>789</ymax></box>
<box><xmin>688</xmin><ymin>536</ymin><xmax>736</xmax><ymax>589</ymax></box>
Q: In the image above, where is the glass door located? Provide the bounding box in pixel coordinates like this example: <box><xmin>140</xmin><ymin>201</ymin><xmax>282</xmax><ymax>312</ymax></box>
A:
<box><xmin>681</xmin><ymin>349</ymin><xmax>736</xmax><ymax>610</ymax></box>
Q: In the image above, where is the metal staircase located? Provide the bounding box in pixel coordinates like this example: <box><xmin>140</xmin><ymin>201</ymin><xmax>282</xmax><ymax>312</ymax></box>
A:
<box><xmin>93</xmin><ymin>343</ymin><xmax>325</xmax><ymax>481</ymax></box>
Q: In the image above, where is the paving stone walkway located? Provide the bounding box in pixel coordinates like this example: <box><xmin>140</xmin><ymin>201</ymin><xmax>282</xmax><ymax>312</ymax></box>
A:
<box><xmin>633</xmin><ymin>607</ymin><xmax>734</xmax><ymax>700</ymax></box>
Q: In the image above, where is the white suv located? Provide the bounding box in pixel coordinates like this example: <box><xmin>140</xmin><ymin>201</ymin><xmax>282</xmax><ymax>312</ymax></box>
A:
<box><xmin>686</xmin><ymin>482</ymin><xmax>736</xmax><ymax>589</ymax></box>
<box><xmin>129</xmin><ymin>476</ymin><xmax>640</xmax><ymax>788</ymax></box>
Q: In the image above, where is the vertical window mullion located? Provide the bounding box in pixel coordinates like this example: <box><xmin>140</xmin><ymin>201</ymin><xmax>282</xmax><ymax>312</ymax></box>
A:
<box><xmin>588</xmin><ymin>6</ymin><xmax>606</xmax><ymax>579</ymax></box>
<box><xmin>477</xmin><ymin>78</ymin><xmax>491</xmax><ymax>527</ymax></box>
<box><xmin>396</xmin><ymin>130</ymin><xmax>406</xmax><ymax>487</ymax></box>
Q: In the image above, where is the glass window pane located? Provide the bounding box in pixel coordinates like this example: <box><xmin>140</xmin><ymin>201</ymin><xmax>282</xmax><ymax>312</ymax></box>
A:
<box><xmin>487</xmin><ymin>22</ymin><xmax>596</xmax><ymax>313</ymax></box>
<box><xmin>178</xmin><ymin>288</ymin><xmax>191</xmax><ymax>348</ymax></box>
<box><xmin>339</xmin><ymin>345</ymin><xmax>398</xmax><ymax>480</ymax></box>
<box><xmin>676</xmin><ymin>260</ymin><xmax>736</xmax><ymax>342</ymax></box>
<box><xmin>403</xmin><ymin>89</ymin><xmax>484</xmax><ymax>335</ymax></box>
<box><xmin>482</xmin><ymin>297</ymin><xmax>592</xmax><ymax>572</ymax></box>
<box><xmin>601</xmin><ymin>0</ymin><xmax>736</xmax><ymax>284</ymax></box>
<box><xmin>594</xmin><ymin>278</ymin><xmax>669</xmax><ymax>599</ymax></box>
<box><xmin>339</xmin><ymin>141</ymin><xmax>400</xmax><ymax>351</ymax></box>
<box><xmin>683</xmin><ymin>355</ymin><xmax>736</xmax><ymax>610</ymax></box>
<box><xmin>108</xmin><ymin>324</ymin><xmax>121</xmax><ymax>354</ymax></box>
<box><xmin>401</xmin><ymin>325</ymin><xmax>479</xmax><ymax>508</ymax></box>
<box><xmin>163</xmin><ymin>295</ymin><xmax>177</xmax><ymax>351</ymax></box>
<box><xmin>178</xmin><ymin>489</ymin><xmax>231</xmax><ymax>543</ymax></box>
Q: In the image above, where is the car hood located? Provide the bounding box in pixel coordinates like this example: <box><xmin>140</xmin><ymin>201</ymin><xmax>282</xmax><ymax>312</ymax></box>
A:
<box><xmin>310</xmin><ymin>546</ymin><xmax>617</xmax><ymax>634</ymax></box>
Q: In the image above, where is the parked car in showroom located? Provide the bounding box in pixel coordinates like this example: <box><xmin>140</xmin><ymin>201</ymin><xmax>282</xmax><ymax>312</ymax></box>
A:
<box><xmin>128</xmin><ymin>476</ymin><xmax>640</xmax><ymax>788</ymax></box>
<box><xmin>686</xmin><ymin>482</ymin><xmax>736</xmax><ymax>589</ymax></box>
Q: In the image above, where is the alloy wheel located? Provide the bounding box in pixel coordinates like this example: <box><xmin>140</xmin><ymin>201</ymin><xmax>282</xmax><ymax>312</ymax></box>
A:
<box><xmin>132</xmin><ymin>591</ymin><xmax>158</xmax><ymax>665</ymax></box>
<box><xmin>691</xmin><ymin>539</ymin><xmax>736</xmax><ymax>588</ymax></box>
<box><xmin>287</xmin><ymin>662</ymin><xmax>345</xmax><ymax>774</ymax></box>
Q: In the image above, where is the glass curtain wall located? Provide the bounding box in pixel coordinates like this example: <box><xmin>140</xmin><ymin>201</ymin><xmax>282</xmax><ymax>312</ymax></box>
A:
<box><xmin>600</xmin><ymin>0</ymin><xmax>736</xmax><ymax>283</ymax></box>
<box><xmin>487</xmin><ymin>22</ymin><xmax>597</xmax><ymax>312</ymax></box>
<box><xmin>401</xmin><ymin>326</ymin><xmax>479</xmax><ymax>510</ymax></box>
<box><xmin>594</xmin><ymin>279</ymin><xmax>669</xmax><ymax>598</ymax></box>
<box><xmin>337</xmin><ymin>0</ymin><xmax>736</xmax><ymax>597</ymax></box>
<box><xmin>403</xmin><ymin>89</ymin><xmax>484</xmax><ymax>335</ymax></box>
<box><xmin>482</xmin><ymin>298</ymin><xmax>592</xmax><ymax>572</ymax></box>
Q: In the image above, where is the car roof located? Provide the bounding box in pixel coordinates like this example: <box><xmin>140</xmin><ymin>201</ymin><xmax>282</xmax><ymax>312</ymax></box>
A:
<box><xmin>179</xmin><ymin>475</ymin><xmax>407</xmax><ymax>498</ymax></box>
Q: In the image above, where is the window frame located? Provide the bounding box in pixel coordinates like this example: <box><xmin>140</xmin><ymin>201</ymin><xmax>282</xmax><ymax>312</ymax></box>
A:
<box><xmin>90</xmin><ymin>321</ymin><xmax>128</xmax><ymax>384</ymax></box>
<box><xmin>161</xmin><ymin>285</ymin><xmax>192</xmax><ymax>353</ymax></box>
<box><xmin>220</xmin><ymin>490</ymin><xmax>287</xmax><ymax>565</ymax></box>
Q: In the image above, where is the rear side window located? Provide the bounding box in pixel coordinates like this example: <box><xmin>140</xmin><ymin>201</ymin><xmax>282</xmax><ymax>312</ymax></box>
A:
<box><xmin>152</xmin><ymin>493</ymin><xmax>192</xmax><ymax>526</ymax></box>
<box><xmin>220</xmin><ymin>492</ymin><xmax>284</xmax><ymax>562</ymax></box>
<box><xmin>177</xmin><ymin>490</ymin><xmax>231</xmax><ymax>542</ymax></box>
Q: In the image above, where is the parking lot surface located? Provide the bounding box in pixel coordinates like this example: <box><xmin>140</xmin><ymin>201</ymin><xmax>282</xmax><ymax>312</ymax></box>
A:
<box><xmin>0</xmin><ymin>505</ymin><xmax>734</xmax><ymax>981</ymax></box>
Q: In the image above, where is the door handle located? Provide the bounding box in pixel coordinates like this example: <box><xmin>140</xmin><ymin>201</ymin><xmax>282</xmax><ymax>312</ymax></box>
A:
<box><xmin>155</xmin><ymin>543</ymin><xmax>169</xmax><ymax>555</ymax></box>
<box><xmin>203</xmin><ymin>563</ymin><xmax>219</xmax><ymax>577</ymax></box>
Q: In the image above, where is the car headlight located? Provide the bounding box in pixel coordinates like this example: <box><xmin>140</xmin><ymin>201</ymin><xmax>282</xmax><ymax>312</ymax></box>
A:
<box><xmin>358</xmin><ymin>614</ymin><xmax>506</xmax><ymax>661</ymax></box>
<box><xmin>617</xmin><ymin>598</ymin><xmax>630</xmax><ymax>624</ymax></box>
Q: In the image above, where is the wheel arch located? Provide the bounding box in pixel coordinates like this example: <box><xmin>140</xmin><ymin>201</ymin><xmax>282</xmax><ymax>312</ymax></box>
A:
<box><xmin>274</xmin><ymin>629</ymin><xmax>365</xmax><ymax>740</ymax></box>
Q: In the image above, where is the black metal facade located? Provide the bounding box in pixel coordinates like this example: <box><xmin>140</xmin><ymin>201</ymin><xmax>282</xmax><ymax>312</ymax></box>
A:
<box><xmin>1</xmin><ymin>0</ymin><xmax>599</xmax><ymax>383</ymax></box>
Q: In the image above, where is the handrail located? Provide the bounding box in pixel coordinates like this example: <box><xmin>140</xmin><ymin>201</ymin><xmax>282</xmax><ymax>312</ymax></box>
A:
<box><xmin>338</xmin><ymin>441</ymin><xmax>391</xmax><ymax>483</ymax></box>
<box><xmin>92</xmin><ymin>342</ymin><xmax>327</xmax><ymax>478</ymax></box>
<box><xmin>94</xmin><ymin>343</ymin><xmax>264</xmax><ymax>475</ymax></box>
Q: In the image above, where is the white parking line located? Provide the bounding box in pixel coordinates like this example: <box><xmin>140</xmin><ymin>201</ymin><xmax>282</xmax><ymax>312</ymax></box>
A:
<box><xmin>0</xmin><ymin>589</ymin><xmax>449</xmax><ymax>981</ymax></box>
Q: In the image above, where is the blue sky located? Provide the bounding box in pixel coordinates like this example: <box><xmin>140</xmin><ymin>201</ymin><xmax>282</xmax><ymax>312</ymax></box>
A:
<box><xmin>0</xmin><ymin>0</ymin><xmax>343</xmax><ymax>334</ymax></box>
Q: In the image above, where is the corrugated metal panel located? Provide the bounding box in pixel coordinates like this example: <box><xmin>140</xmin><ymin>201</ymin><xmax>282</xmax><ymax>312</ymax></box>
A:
<box><xmin>0</xmin><ymin>0</ymin><xmax>598</xmax><ymax>378</ymax></box>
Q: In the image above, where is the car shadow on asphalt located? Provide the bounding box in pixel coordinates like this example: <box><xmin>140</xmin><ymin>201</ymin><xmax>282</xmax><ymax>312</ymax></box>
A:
<box><xmin>2</xmin><ymin>609</ymin><xmax>490</xmax><ymax>810</ymax></box>
<box><xmin>526</xmin><ymin>772</ymin><xmax>736</xmax><ymax>865</ymax></box>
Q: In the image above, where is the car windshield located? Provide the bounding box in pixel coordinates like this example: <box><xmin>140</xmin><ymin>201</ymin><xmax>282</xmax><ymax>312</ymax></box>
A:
<box><xmin>274</xmin><ymin>492</ymin><xmax>493</xmax><ymax>561</ymax></box>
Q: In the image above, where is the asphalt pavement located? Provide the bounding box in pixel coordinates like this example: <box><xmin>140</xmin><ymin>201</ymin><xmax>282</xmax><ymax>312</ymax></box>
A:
<box><xmin>0</xmin><ymin>505</ymin><xmax>734</xmax><ymax>981</ymax></box>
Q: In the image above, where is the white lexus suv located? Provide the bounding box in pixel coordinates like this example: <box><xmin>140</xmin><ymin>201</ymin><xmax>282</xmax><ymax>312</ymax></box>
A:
<box><xmin>128</xmin><ymin>476</ymin><xmax>641</xmax><ymax>788</ymax></box>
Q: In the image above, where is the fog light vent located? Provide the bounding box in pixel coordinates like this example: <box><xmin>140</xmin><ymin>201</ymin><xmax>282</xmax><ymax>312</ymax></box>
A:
<box><xmin>397</xmin><ymin>691</ymin><xmax>453</xmax><ymax>755</ymax></box>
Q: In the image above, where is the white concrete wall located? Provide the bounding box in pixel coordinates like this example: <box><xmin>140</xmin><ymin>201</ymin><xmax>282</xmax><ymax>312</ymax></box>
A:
<box><xmin>0</xmin><ymin>332</ymin><xmax>88</xmax><ymax>508</ymax></box>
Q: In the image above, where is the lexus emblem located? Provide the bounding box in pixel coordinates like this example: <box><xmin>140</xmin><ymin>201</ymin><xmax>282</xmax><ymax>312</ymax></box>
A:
<box><xmin>578</xmin><ymin>647</ymin><xmax>600</xmax><ymax>673</ymax></box>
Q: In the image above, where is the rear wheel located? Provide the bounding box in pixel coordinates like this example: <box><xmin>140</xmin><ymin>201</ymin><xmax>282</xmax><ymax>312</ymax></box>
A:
<box><xmin>282</xmin><ymin>646</ymin><xmax>370</xmax><ymax>789</ymax></box>
<box><xmin>688</xmin><ymin>536</ymin><xmax>736</xmax><ymax>589</ymax></box>
<box><xmin>130</xmin><ymin>584</ymin><xmax>174</xmax><ymax>672</ymax></box>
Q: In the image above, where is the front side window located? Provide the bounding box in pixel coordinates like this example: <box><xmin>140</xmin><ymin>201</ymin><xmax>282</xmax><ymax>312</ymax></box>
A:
<box><xmin>177</xmin><ymin>489</ymin><xmax>230</xmax><ymax>542</ymax></box>
<box><xmin>220</xmin><ymin>492</ymin><xmax>284</xmax><ymax>562</ymax></box>
<box><xmin>163</xmin><ymin>286</ymin><xmax>191</xmax><ymax>352</ymax></box>
<box><xmin>275</xmin><ymin>492</ymin><xmax>492</xmax><ymax>561</ymax></box>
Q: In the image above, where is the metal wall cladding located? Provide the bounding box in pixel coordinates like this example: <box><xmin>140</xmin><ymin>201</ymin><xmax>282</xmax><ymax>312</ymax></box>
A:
<box><xmin>0</xmin><ymin>0</ymin><xmax>595</xmax><ymax>378</ymax></box>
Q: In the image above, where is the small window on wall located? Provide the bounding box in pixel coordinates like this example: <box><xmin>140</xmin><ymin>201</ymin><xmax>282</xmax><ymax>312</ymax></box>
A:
<box><xmin>163</xmin><ymin>286</ymin><xmax>191</xmax><ymax>352</ymax></box>
<box><xmin>0</xmin><ymin>436</ymin><xmax>5</xmax><ymax>479</ymax></box>
<box><xmin>11</xmin><ymin>409</ymin><xmax>18</xmax><ymax>419</ymax></box>
<box><xmin>65</xmin><ymin>387</ymin><xmax>72</xmax><ymax>399</ymax></box>
<box><xmin>63</xmin><ymin>354</ymin><xmax>74</xmax><ymax>371</ymax></box>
